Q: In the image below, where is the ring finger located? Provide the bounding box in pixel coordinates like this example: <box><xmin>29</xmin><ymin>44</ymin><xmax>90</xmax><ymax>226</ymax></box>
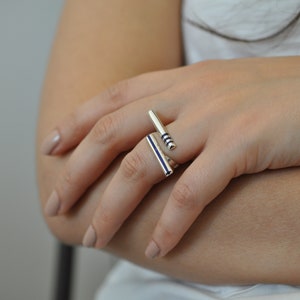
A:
<box><xmin>44</xmin><ymin>99</ymin><xmax>178</xmax><ymax>216</ymax></box>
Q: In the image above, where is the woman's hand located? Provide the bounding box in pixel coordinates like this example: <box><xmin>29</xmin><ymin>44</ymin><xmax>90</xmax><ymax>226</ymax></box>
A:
<box><xmin>41</xmin><ymin>56</ymin><xmax>300</xmax><ymax>258</ymax></box>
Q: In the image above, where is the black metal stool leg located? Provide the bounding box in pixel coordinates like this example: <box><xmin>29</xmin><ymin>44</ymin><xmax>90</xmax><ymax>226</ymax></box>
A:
<box><xmin>53</xmin><ymin>243</ymin><xmax>75</xmax><ymax>300</ymax></box>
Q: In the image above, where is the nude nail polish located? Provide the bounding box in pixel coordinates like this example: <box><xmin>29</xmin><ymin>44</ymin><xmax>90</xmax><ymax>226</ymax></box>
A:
<box><xmin>82</xmin><ymin>225</ymin><xmax>97</xmax><ymax>248</ymax></box>
<box><xmin>145</xmin><ymin>240</ymin><xmax>161</xmax><ymax>259</ymax></box>
<box><xmin>41</xmin><ymin>129</ymin><xmax>60</xmax><ymax>155</ymax></box>
<box><xmin>45</xmin><ymin>191</ymin><xmax>60</xmax><ymax>217</ymax></box>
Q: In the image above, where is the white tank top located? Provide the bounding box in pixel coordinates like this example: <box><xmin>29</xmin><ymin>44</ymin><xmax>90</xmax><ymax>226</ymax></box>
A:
<box><xmin>96</xmin><ymin>1</ymin><xmax>300</xmax><ymax>299</ymax></box>
<box><xmin>182</xmin><ymin>0</ymin><xmax>300</xmax><ymax>63</ymax></box>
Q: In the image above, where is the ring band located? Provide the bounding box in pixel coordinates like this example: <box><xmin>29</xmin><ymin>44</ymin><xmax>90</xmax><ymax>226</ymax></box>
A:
<box><xmin>146</xmin><ymin>133</ymin><xmax>175</xmax><ymax>177</ymax></box>
<box><xmin>148</xmin><ymin>110</ymin><xmax>176</xmax><ymax>150</ymax></box>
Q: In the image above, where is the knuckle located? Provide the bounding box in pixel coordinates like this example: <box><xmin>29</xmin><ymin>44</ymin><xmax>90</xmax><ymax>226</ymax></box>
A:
<box><xmin>120</xmin><ymin>151</ymin><xmax>147</xmax><ymax>182</ymax></box>
<box><xmin>106</xmin><ymin>80</ymin><xmax>129</xmax><ymax>108</ymax></box>
<box><xmin>100</xmin><ymin>209</ymin><xmax>114</xmax><ymax>225</ymax></box>
<box><xmin>66</xmin><ymin>111</ymin><xmax>77</xmax><ymax>129</ymax></box>
<box><xmin>63</xmin><ymin>168</ymin><xmax>75</xmax><ymax>186</ymax></box>
<box><xmin>198</xmin><ymin>59</ymin><xmax>216</xmax><ymax>69</ymax></box>
<box><xmin>60</xmin><ymin>162</ymin><xmax>84</xmax><ymax>192</ymax></box>
<box><xmin>66</xmin><ymin>111</ymin><xmax>82</xmax><ymax>142</ymax></box>
<box><xmin>61</xmin><ymin>166</ymin><xmax>76</xmax><ymax>189</ymax></box>
<box><xmin>194</xmin><ymin>59</ymin><xmax>218</xmax><ymax>75</ymax></box>
<box><xmin>171</xmin><ymin>182</ymin><xmax>198</xmax><ymax>210</ymax></box>
<box><xmin>156</xmin><ymin>222</ymin><xmax>178</xmax><ymax>248</ymax></box>
<box><xmin>91</xmin><ymin>114</ymin><xmax>119</xmax><ymax>145</ymax></box>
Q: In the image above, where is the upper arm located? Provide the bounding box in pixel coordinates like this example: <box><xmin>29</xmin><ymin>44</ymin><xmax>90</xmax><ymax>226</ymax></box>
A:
<box><xmin>41</xmin><ymin>0</ymin><xmax>183</xmax><ymax>116</ymax></box>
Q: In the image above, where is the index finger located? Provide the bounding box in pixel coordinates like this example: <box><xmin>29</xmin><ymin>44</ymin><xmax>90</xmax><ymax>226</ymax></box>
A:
<box><xmin>41</xmin><ymin>71</ymin><xmax>175</xmax><ymax>155</ymax></box>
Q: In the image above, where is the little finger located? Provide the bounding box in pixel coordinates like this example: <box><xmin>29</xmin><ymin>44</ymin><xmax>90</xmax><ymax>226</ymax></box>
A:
<box><xmin>146</xmin><ymin>144</ymin><xmax>235</xmax><ymax>258</ymax></box>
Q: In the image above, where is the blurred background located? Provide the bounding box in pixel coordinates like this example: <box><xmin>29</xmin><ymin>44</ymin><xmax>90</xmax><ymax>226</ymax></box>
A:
<box><xmin>0</xmin><ymin>1</ymin><xmax>112</xmax><ymax>299</ymax></box>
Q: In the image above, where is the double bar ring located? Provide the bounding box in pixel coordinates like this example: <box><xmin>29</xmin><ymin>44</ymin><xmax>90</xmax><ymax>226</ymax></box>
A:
<box><xmin>148</xmin><ymin>110</ymin><xmax>176</xmax><ymax>150</ymax></box>
<box><xmin>146</xmin><ymin>110</ymin><xmax>178</xmax><ymax>177</ymax></box>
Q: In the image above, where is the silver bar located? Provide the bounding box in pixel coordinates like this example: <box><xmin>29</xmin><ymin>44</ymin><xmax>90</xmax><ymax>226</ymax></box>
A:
<box><xmin>146</xmin><ymin>133</ymin><xmax>173</xmax><ymax>177</ymax></box>
<box><xmin>148</xmin><ymin>110</ymin><xmax>176</xmax><ymax>150</ymax></box>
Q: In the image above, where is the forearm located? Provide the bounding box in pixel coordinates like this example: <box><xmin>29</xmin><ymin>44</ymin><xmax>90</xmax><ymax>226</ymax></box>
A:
<box><xmin>113</xmin><ymin>167</ymin><xmax>300</xmax><ymax>285</ymax></box>
<box><xmin>38</xmin><ymin>146</ymin><xmax>300</xmax><ymax>285</ymax></box>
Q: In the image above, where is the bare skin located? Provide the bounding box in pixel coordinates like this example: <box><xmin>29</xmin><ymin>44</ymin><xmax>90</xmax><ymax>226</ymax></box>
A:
<box><xmin>36</xmin><ymin>0</ymin><xmax>300</xmax><ymax>285</ymax></box>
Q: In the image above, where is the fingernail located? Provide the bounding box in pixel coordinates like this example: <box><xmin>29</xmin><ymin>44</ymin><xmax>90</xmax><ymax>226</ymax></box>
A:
<box><xmin>41</xmin><ymin>129</ymin><xmax>60</xmax><ymax>155</ymax></box>
<box><xmin>45</xmin><ymin>191</ymin><xmax>60</xmax><ymax>216</ymax></box>
<box><xmin>145</xmin><ymin>240</ymin><xmax>161</xmax><ymax>259</ymax></box>
<box><xmin>82</xmin><ymin>225</ymin><xmax>97</xmax><ymax>248</ymax></box>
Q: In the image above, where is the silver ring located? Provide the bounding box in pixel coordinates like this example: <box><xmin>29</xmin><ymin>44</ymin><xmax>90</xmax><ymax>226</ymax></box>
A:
<box><xmin>148</xmin><ymin>110</ymin><xmax>176</xmax><ymax>150</ymax></box>
<box><xmin>146</xmin><ymin>134</ymin><xmax>175</xmax><ymax>176</ymax></box>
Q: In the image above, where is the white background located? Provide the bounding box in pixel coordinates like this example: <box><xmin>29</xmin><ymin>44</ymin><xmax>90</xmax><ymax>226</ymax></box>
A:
<box><xmin>0</xmin><ymin>1</ymin><xmax>113</xmax><ymax>299</ymax></box>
